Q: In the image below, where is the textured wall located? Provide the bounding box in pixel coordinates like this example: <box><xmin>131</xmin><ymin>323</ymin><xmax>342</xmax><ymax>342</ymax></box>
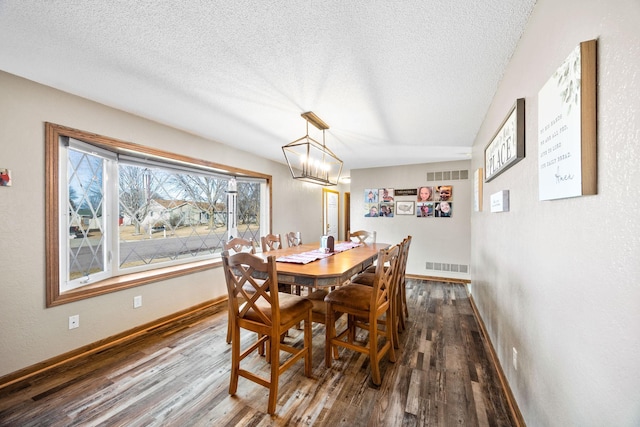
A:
<box><xmin>470</xmin><ymin>0</ymin><xmax>640</xmax><ymax>425</ymax></box>
<box><xmin>350</xmin><ymin>161</ymin><xmax>471</xmax><ymax>280</ymax></box>
<box><xmin>0</xmin><ymin>71</ymin><xmax>324</xmax><ymax>377</ymax></box>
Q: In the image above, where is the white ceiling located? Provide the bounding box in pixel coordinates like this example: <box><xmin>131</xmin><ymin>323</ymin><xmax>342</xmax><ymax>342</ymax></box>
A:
<box><xmin>0</xmin><ymin>1</ymin><xmax>535</xmax><ymax>178</ymax></box>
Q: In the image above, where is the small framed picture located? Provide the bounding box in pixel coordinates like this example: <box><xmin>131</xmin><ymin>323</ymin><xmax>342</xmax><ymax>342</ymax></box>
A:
<box><xmin>364</xmin><ymin>188</ymin><xmax>378</xmax><ymax>203</ymax></box>
<box><xmin>417</xmin><ymin>186</ymin><xmax>433</xmax><ymax>202</ymax></box>
<box><xmin>435</xmin><ymin>201</ymin><xmax>453</xmax><ymax>217</ymax></box>
<box><xmin>0</xmin><ymin>168</ymin><xmax>11</xmax><ymax>187</ymax></box>
<box><xmin>364</xmin><ymin>203</ymin><xmax>379</xmax><ymax>217</ymax></box>
<box><xmin>379</xmin><ymin>188</ymin><xmax>394</xmax><ymax>202</ymax></box>
<box><xmin>395</xmin><ymin>201</ymin><xmax>414</xmax><ymax>215</ymax></box>
<box><xmin>379</xmin><ymin>202</ymin><xmax>394</xmax><ymax>217</ymax></box>
<box><xmin>417</xmin><ymin>202</ymin><xmax>434</xmax><ymax>217</ymax></box>
<box><xmin>434</xmin><ymin>185</ymin><xmax>453</xmax><ymax>201</ymax></box>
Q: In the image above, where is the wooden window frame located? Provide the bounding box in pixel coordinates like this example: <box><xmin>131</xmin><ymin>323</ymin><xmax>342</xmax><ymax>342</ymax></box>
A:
<box><xmin>45</xmin><ymin>122</ymin><xmax>271</xmax><ymax>307</ymax></box>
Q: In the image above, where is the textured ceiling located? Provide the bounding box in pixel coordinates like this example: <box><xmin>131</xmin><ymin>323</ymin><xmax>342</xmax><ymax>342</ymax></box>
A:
<box><xmin>0</xmin><ymin>0</ymin><xmax>536</xmax><ymax>178</ymax></box>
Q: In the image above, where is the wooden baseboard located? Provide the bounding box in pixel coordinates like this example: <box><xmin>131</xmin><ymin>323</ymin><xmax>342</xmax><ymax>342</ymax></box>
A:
<box><xmin>406</xmin><ymin>273</ymin><xmax>471</xmax><ymax>284</ymax></box>
<box><xmin>467</xmin><ymin>291</ymin><xmax>526</xmax><ymax>427</ymax></box>
<box><xmin>0</xmin><ymin>297</ymin><xmax>227</xmax><ymax>392</ymax></box>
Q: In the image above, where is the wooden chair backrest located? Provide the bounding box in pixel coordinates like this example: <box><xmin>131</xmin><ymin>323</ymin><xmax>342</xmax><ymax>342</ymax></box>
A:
<box><xmin>400</xmin><ymin>235</ymin><xmax>412</xmax><ymax>276</ymax></box>
<box><xmin>370</xmin><ymin>244</ymin><xmax>400</xmax><ymax>321</ymax></box>
<box><xmin>348</xmin><ymin>230</ymin><xmax>377</xmax><ymax>244</ymax></box>
<box><xmin>222</xmin><ymin>251</ymin><xmax>280</xmax><ymax>332</ymax></box>
<box><xmin>286</xmin><ymin>231</ymin><xmax>302</xmax><ymax>248</ymax></box>
<box><xmin>261</xmin><ymin>233</ymin><xmax>283</xmax><ymax>252</ymax></box>
<box><xmin>224</xmin><ymin>237</ymin><xmax>256</xmax><ymax>254</ymax></box>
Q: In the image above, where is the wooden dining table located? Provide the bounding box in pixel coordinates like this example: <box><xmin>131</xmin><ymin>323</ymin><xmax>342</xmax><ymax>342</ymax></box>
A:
<box><xmin>255</xmin><ymin>242</ymin><xmax>390</xmax><ymax>289</ymax></box>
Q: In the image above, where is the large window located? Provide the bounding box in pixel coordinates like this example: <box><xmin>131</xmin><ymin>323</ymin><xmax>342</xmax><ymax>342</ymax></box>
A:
<box><xmin>46</xmin><ymin>123</ymin><xmax>271</xmax><ymax>306</ymax></box>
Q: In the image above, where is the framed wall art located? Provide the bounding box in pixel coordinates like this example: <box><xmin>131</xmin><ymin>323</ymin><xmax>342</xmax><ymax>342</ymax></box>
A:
<box><xmin>396</xmin><ymin>201</ymin><xmax>414</xmax><ymax>215</ymax></box>
<box><xmin>0</xmin><ymin>168</ymin><xmax>11</xmax><ymax>187</ymax></box>
<box><xmin>379</xmin><ymin>188</ymin><xmax>395</xmax><ymax>202</ymax></box>
<box><xmin>538</xmin><ymin>39</ymin><xmax>597</xmax><ymax>201</ymax></box>
<box><xmin>484</xmin><ymin>98</ymin><xmax>525</xmax><ymax>182</ymax></box>
<box><xmin>416</xmin><ymin>202</ymin><xmax>433</xmax><ymax>217</ymax></box>
<box><xmin>474</xmin><ymin>168</ymin><xmax>483</xmax><ymax>212</ymax></box>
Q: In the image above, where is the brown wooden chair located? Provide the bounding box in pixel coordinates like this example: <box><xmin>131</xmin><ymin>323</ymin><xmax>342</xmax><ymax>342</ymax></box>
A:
<box><xmin>347</xmin><ymin>229</ymin><xmax>377</xmax><ymax>244</ymax></box>
<box><xmin>348</xmin><ymin>229</ymin><xmax>377</xmax><ymax>275</ymax></box>
<box><xmin>224</xmin><ymin>237</ymin><xmax>257</xmax><ymax>255</ymax></box>
<box><xmin>351</xmin><ymin>237</ymin><xmax>409</xmax><ymax>348</ymax></box>
<box><xmin>223</xmin><ymin>237</ymin><xmax>258</xmax><ymax>344</ymax></box>
<box><xmin>359</xmin><ymin>235</ymin><xmax>412</xmax><ymax>334</ymax></box>
<box><xmin>261</xmin><ymin>233</ymin><xmax>283</xmax><ymax>252</ymax></box>
<box><xmin>397</xmin><ymin>235</ymin><xmax>412</xmax><ymax>327</ymax></box>
<box><xmin>304</xmin><ymin>288</ymin><xmax>342</xmax><ymax>359</ymax></box>
<box><xmin>285</xmin><ymin>232</ymin><xmax>303</xmax><ymax>296</ymax></box>
<box><xmin>286</xmin><ymin>231</ymin><xmax>302</xmax><ymax>248</ymax></box>
<box><xmin>324</xmin><ymin>244</ymin><xmax>400</xmax><ymax>385</ymax></box>
<box><xmin>222</xmin><ymin>251</ymin><xmax>313</xmax><ymax>415</ymax></box>
<box><xmin>262</xmin><ymin>233</ymin><xmax>298</xmax><ymax>296</ymax></box>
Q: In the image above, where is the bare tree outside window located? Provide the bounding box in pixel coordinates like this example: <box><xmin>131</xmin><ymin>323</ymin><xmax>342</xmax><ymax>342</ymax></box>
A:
<box><xmin>118</xmin><ymin>164</ymin><xmax>229</xmax><ymax>269</ymax></box>
<box><xmin>236</xmin><ymin>181</ymin><xmax>261</xmax><ymax>242</ymax></box>
<box><xmin>67</xmin><ymin>149</ymin><xmax>106</xmax><ymax>280</ymax></box>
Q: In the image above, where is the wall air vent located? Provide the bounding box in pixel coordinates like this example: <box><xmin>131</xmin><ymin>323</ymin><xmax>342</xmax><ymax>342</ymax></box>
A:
<box><xmin>426</xmin><ymin>261</ymin><xmax>469</xmax><ymax>274</ymax></box>
<box><xmin>427</xmin><ymin>169</ymin><xmax>469</xmax><ymax>182</ymax></box>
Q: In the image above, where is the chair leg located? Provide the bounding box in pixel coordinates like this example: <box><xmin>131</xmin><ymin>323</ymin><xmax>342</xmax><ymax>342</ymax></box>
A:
<box><xmin>391</xmin><ymin>298</ymin><xmax>400</xmax><ymax>349</ymax></box>
<box><xmin>397</xmin><ymin>294</ymin><xmax>406</xmax><ymax>333</ymax></box>
<box><xmin>402</xmin><ymin>280</ymin><xmax>409</xmax><ymax>319</ymax></box>
<box><xmin>325</xmin><ymin>306</ymin><xmax>336</xmax><ymax>368</ymax></box>
<box><xmin>226</xmin><ymin>311</ymin><xmax>233</xmax><ymax>344</ymax></box>
<box><xmin>304</xmin><ymin>313</ymin><xmax>313</xmax><ymax>377</ymax></box>
<box><xmin>387</xmin><ymin>307</ymin><xmax>397</xmax><ymax>364</ymax></box>
<box><xmin>369</xmin><ymin>317</ymin><xmax>381</xmax><ymax>385</ymax></box>
<box><xmin>265</xmin><ymin>338</ymin><xmax>271</xmax><ymax>364</ymax></box>
<box><xmin>348</xmin><ymin>314</ymin><xmax>357</xmax><ymax>343</ymax></box>
<box><xmin>267</xmin><ymin>330</ymin><xmax>280</xmax><ymax>415</ymax></box>
<box><xmin>396</xmin><ymin>278</ymin><xmax>408</xmax><ymax>334</ymax></box>
<box><xmin>258</xmin><ymin>334</ymin><xmax>265</xmax><ymax>356</ymax></box>
<box><xmin>229</xmin><ymin>323</ymin><xmax>240</xmax><ymax>395</ymax></box>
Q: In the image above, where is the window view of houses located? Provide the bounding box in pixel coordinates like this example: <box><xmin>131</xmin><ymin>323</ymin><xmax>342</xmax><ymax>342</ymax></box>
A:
<box><xmin>66</xmin><ymin>145</ymin><xmax>262</xmax><ymax>287</ymax></box>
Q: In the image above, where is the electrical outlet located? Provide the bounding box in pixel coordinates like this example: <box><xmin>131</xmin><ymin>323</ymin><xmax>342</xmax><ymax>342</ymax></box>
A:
<box><xmin>133</xmin><ymin>295</ymin><xmax>142</xmax><ymax>308</ymax></box>
<box><xmin>69</xmin><ymin>314</ymin><xmax>80</xmax><ymax>330</ymax></box>
<box><xmin>512</xmin><ymin>347</ymin><xmax>518</xmax><ymax>370</ymax></box>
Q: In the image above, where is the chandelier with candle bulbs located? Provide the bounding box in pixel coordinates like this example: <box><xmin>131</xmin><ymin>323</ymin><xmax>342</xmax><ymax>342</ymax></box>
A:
<box><xmin>282</xmin><ymin>112</ymin><xmax>343</xmax><ymax>186</ymax></box>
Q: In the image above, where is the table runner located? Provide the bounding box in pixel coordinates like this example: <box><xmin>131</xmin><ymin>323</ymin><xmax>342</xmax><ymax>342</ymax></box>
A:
<box><xmin>276</xmin><ymin>241</ymin><xmax>362</xmax><ymax>264</ymax></box>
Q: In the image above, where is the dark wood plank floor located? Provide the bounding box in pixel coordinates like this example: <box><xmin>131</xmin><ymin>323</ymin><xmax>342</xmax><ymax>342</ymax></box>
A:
<box><xmin>0</xmin><ymin>280</ymin><xmax>516</xmax><ymax>426</ymax></box>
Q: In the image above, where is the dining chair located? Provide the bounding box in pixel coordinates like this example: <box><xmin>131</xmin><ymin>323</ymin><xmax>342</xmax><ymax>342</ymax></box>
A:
<box><xmin>324</xmin><ymin>244</ymin><xmax>400</xmax><ymax>386</ymax></box>
<box><xmin>262</xmin><ymin>233</ymin><xmax>299</xmax><ymax>296</ymax></box>
<box><xmin>223</xmin><ymin>237</ymin><xmax>257</xmax><ymax>344</ymax></box>
<box><xmin>360</xmin><ymin>235</ymin><xmax>412</xmax><ymax>323</ymax></box>
<box><xmin>347</xmin><ymin>229</ymin><xmax>377</xmax><ymax>244</ymax></box>
<box><xmin>304</xmin><ymin>288</ymin><xmax>342</xmax><ymax>359</ymax></box>
<box><xmin>351</xmin><ymin>237</ymin><xmax>409</xmax><ymax>348</ymax></box>
<box><xmin>348</xmin><ymin>229</ymin><xmax>377</xmax><ymax>276</ymax></box>
<box><xmin>221</xmin><ymin>251</ymin><xmax>313</xmax><ymax>415</ymax></box>
<box><xmin>286</xmin><ymin>231</ymin><xmax>302</xmax><ymax>248</ymax></box>
<box><xmin>285</xmin><ymin>232</ymin><xmax>303</xmax><ymax>296</ymax></box>
<box><xmin>224</xmin><ymin>237</ymin><xmax>257</xmax><ymax>255</ymax></box>
<box><xmin>397</xmin><ymin>235</ymin><xmax>412</xmax><ymax>328</ymax></box>
<box><xmin>261</xmin><ymin>233</ymin><xmax>283</xmax><ymax>252</ymax></box>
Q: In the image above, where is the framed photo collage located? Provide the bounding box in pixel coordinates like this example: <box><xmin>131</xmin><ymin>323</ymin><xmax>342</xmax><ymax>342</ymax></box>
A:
<box><xmin>364</xmin><ymin>186</ymin><xmax>453</xmax><ymax>218</ymax></box>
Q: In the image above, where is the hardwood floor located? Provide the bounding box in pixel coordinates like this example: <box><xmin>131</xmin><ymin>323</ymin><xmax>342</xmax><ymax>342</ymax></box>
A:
<box><xmin>0</xmin><ymin>280</ymin><xmax>517</xmax><ymax>426</ymax></box>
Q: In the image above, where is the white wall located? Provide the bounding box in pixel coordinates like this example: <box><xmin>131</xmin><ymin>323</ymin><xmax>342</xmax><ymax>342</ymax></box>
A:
<box><xmin>0</xmin><ymin>70</ymin><xmax>325</xmax><ymax>377</ymax></box>
<box><xmin>470</xmin><ymin>0</ymin><xmax>640</xmax><ymax>426</ymax></box>
<box><xmin>350</xmin><ymin>161</ymin><xmax>471</xmax><ymax>280</ymax></box>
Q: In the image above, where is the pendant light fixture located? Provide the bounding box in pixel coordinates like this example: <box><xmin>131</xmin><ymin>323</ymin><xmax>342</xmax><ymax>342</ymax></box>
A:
<box><xmin>282</xmin><ymin>112</ymin><xmax>343</xmax><ymax>186</ymax></box>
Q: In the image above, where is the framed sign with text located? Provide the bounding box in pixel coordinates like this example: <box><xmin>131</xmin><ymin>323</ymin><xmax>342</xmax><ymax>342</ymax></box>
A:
<box><xmin>538</xmin><ymin>39</ymin><xmax>597</xmax><ymax>200</ymax></box>
<box><xmin>484</xmin><ymin>98</ymin><xmax>525</xmax><ymax>182</ymax></box>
